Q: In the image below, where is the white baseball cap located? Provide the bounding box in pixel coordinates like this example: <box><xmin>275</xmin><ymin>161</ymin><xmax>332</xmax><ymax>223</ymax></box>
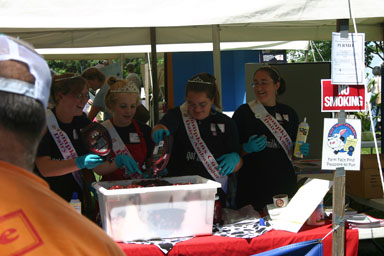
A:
<box><xmin>0</xmin><ymin>35</ymin><xmax>51</xmax><ymax>108</ymax></box>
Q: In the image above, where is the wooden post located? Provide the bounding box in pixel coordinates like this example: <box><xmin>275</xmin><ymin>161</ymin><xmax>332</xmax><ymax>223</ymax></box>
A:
<box><xmin>331</xmin><ymin>20</ymin><xmax>349</xmax><ymax>256</ymax></box>
<box><xmin>332</xmin><ymin>110</ymin><xmax>346</xmax><ymax>256</ymax></box>
<box><xmin>332</xmin><ymin>166</ymin><xmax>345</xmax><ymax>256</ymax></box>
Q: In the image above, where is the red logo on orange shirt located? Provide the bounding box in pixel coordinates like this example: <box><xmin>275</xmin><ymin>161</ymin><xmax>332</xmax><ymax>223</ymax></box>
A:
<box><xmin>0</xmin><ymin>209</ymin><xmax>43</xmax><ymax>255</ymax></box>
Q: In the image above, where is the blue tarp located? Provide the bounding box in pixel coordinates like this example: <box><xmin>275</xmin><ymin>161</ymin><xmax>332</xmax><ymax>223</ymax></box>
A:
<box><xmin>252</xmin><ymin>239</ymin><xmax>323</xmax><ymax>256</ymax></box>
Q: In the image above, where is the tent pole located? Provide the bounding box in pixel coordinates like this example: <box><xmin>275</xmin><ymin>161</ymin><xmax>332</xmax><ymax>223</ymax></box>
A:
<box><xmin>212</xmin><ymin>24</ymin><xmax>222</xmax><ymax>111</ymax></box>
<box><xmin>150</xmin><ymin>27</ymin><xmax>159</xmax><ymax>124</ymax></box>
<box><xmin>120</xmin><ymin>53</ymin><xmax>124</xmax><ymax>78</ymax></box>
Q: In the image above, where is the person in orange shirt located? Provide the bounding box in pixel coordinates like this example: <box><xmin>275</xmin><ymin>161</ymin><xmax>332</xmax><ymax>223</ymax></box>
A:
<box><xmin>0</xmin><ymin>35</ymin><xmax>125</xmax><ymax>256</ymax></box>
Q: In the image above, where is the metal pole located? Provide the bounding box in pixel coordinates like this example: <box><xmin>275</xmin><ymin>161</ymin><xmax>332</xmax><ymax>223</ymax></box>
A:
<box><xmin>150</xmin><ymin>27</ymin><xmax>159</xmax><ymax>124</ymax></box>
<box><xmin>212</xmin><ymin>24</ymin><xmax>222</xmax><ymax>111</ymax></box>
<box><xmin>381</xmin><ymin>64</ymin><xmax>383</xmax><ymax>154</ymax></box>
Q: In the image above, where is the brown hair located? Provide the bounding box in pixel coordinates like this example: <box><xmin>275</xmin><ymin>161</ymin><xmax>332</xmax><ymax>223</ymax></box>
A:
<box><xmin>104</xmin><ymin>76</ymin><xmax>140</xmax><ymax>112</ymax></box>
<box><xmin>185</xmin><ymin>72</ymin><xmax>220</xmax><ymax>108</ymax></box>
<box><xmin>50</xmin><ymin>73</ymin><xmax>87</xmax><ymax>106</ymax></box>
<box><xmin>81</xmin><ymin>67</ymin><xmax>106</xmax><ymax>82</ymax></box>
<box><xmin>254</xmin><ymin>66</ymin><xmax>286</xmax><ymax>95</ymax></box>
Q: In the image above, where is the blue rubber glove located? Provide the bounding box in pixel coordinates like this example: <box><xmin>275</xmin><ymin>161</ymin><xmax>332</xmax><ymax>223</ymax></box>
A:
<box><xmin>299</xmin><ymin>142</ymin><xmax>310</xmax><ymax>157</ymax></box>
<box><xmin>153</xmin><ymin>129</ymin><xmax>170</xmax><ymax>144</ymax></box>
<box><xmin>216</xmin><ymin>152</ymin><xmax>240</xmax><ymax>176</ymax></box>
<box><xmin>115</xmin><ymin>154</ymin><xmax>142</xmax><ymax>175</ymax></box>
<box><xmin>75</xmin><ymin>154</ymin><xmax>104</xmax><ymax>169</ymax></box>
<box><xmin>243</xmin><ymin>135</ymin><xmax>267</xmax><ymax>153</ymax></box>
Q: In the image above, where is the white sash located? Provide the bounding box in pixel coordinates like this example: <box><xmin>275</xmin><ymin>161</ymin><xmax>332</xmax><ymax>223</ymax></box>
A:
<box><xmin>102</xmin><ymin>120</ymin><xmax>133</xmax><ymax>158</ymax></box>
<box><xmin>46</xmin><ymin>109</ymin><xmax>82</xmax><ymax>187</ymax></box>
<box><xmin>248</xmin><ymin>100</ymin><xmax>293</xmax><ymax>164</ymax></box>
<box><xmin>101</xmin><ymin>120</ymin><xmax>141</xmax><ymax>179</ymax></box>
<box><xmin>180</xmin><ymin>103</ymin><xmax>227</xmax><ymax>192</ymax></box>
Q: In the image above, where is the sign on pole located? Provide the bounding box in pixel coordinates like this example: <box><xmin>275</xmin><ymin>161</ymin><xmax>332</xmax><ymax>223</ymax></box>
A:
<box><xmin>321</xmin><ymin>79</ymin><xmax>366</xmax><ymax>112</ymax></box>
<box><xmin>321</xmin><ymin>118</ymin><xmax>361</xmax><ymax>171</ymax></box>
<box><xmin>331</xmin><ymin>32</ymin><xmax>365</xmax><ymax>85</ymax></box>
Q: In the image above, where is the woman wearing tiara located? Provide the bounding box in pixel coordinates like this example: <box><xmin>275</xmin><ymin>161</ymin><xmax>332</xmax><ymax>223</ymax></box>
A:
<box><xmin>232</xmin><ymin>66</ymin><xmax>309</xmax><ymax>211</ymax></box>
<box><xmin>93</xmin><ymin>76</ymin><xmax>154</xmax><ymax>180</ymax></box>
<box><xmin>151</xmin><ymin>72</ymin><xmax>242</xmax><ymax>206</ymax></box>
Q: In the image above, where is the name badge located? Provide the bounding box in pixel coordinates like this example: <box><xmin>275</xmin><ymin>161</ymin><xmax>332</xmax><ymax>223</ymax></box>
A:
<box><xmin>129</xmin><ymin>133</ymin><xmax>140</xmax><ymax>143</ymax></box>
<box><xmin>217</xmin><ymin>123</ymin><xmax>225</xmax><ymax>133</ymax></box>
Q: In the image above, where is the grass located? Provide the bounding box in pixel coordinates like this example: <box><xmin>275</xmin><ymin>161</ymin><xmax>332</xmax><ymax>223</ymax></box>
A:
<box><xmin>361</xmin><ymin>147</ymin><xmax>381</xmax><ymax>154</ymax></box>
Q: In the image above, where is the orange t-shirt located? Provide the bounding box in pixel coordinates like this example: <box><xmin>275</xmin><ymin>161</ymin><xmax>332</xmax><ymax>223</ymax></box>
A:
<box><xmin>0</xmin><ymin>161</ymin><xmax>125</xmax><ymax>256</ymax></box>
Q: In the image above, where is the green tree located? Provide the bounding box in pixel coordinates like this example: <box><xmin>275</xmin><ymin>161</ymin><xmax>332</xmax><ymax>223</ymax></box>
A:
<box><xmin>48</xmin><ymin>60</ymin><xmax>101</xmax><ymax>74</ymax></box>
<box><xmin>288</xmin><ymin>41</ymin><xmax>332</xmax><ymax>63</ymax></box>
<box><xmin>365</xmin><ymin>41</ymin><xmax>384</xmax><ymax>69</ymax></box>
<box><xmin>288</xmin><ymin>40</ymin><xmax>383</xmax><ymax>70</ymax></box>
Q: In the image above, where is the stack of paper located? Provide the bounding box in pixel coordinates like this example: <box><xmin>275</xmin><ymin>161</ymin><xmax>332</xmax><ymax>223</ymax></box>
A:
<box><xmin>347</xmin><ymin>214</ymin><xmax>384</xmax><ymax>229</ymax></box>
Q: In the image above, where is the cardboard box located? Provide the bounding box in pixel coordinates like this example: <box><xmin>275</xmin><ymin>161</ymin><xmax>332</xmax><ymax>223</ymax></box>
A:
<box><xmin>92</xmin><ymin>175</ymin><xmax>221</xmax><ymax>241</ymax></box>
<box><xmin>346</xmin><ymin>154</ymin><xmax>384</xmax><ymax>199</ymax></box>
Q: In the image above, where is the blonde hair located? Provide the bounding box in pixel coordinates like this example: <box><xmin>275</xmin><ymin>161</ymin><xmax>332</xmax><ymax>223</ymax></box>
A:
<box><xmin>104</xmin><ymin>76</ymin><xmax>140</xmax><ymax>112</ymax></box>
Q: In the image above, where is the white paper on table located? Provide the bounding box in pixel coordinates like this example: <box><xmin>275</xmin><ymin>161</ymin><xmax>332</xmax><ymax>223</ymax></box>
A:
<box><xmin>271</xmin><ymin>178</ymin><xmax>333</xmax><ymax>233</ymax></box>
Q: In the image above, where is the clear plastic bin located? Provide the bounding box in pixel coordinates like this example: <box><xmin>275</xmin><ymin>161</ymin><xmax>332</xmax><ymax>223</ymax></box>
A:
<box><xmin>92</xmin><ymin>175</ymin><xmax>221</xmax><ymax>241</ymax></box>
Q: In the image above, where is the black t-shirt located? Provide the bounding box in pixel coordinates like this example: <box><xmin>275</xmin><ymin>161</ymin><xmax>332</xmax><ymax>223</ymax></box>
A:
<box><xmin>159</xmin><ymin>107</ymin><xmax>240</xmax><ymax>179</ymax></box>
<box><xmin>232</xmin><ymin>103</ymin><xmax>299</xmax><ymax>210</ymax></box>
<box><xmin>36</xmin><ymin>109</ymin><xmax>91</xmax><ymax>201</ymax></box>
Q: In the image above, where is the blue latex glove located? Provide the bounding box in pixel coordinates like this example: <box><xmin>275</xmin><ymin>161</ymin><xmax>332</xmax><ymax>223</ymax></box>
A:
<box><xmin>243</xmin><ymin>135</ymin><xmax>267</xmax><ymax>153</ymax></box>
<box><xmin>115</xmin><ymin>154</ymin><xmax>142</xmax><ymax>175</ymax></box>
<box><xmin>299</xmin><ymin>142</ymin><xmax>310</xmax><ymax>157</ymax></box>
<box><xmin>216</xmin><ymin>152</ymin><xmax>240</xmax><ymax>176</ymax></box>
<box><xmin>153</xmin><ymin>129</ymin><xmax>170</xmax><ymax>144</ymax></box>
<box><xmin>75</xmin><ymin>154</ymin><xmax>104</xmax><ymax>169</ymax></box>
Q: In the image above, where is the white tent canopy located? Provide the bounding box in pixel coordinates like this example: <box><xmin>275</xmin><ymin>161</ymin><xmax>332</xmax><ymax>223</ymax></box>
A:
<box><xmin>1</xmin><ymin>0</ymin><xmax>383</xmax><ymax>48</ymax></box>
<box><xmin>37</xmin><ymin>41</ymin><xmax>309</xmax><ymax>60</ymax></box>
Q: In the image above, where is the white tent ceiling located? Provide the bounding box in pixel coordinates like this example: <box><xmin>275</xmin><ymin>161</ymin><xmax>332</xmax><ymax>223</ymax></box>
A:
<box><xmin>37</xmin><ymin>41</ymin><xmax>310</xmax><ymax>60</ymax></box>
<box><xmin>0</xmin><ymin>0</ymin><xmax>383</xmax><ymax>49</ymax></box>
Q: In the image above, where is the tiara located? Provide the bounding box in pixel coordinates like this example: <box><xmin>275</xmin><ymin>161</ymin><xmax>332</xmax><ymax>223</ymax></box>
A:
<box><xmin>109</xmin><ymin>81</ymin><xmax>139</xmax><ymax>93</ymax></box>
<box><xmin>187</xmin><ymin>76</ymin><xmax>213</xmax><ymax>85</ymax></box>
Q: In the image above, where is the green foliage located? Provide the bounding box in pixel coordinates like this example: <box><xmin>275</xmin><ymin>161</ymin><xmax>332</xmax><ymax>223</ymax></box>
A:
<box><xmin>48</xmin><ymin>60</ymin><xmax>102</xmax><ymax>74</ymax></box>
<box><xmin>365</xmin><ymin>41</ymin><xmax>384</xmax><ymax>68</ymax></box>
<box><xmin>288</xmin><ymin>41</ymin><xmax>332</xmax><ymax>63</ymax></box>
<box><xmin>288</xmin><ymin>40</ymin><xmax>383</xmax><ymax>68</ymax></box>
<box><xmin>353</xmin><ymin>77</ymin><xmax>381</xmax><ymax>132</ymax></box>
<box><xmin>122</xmin><ymin>58</ymin><xmax>146</xmax><ymax>78</ymax></box>
<box><xmin>47</xmin><ymin>57</ymin><xmax>165</xmax><ymax>80</ymax></box>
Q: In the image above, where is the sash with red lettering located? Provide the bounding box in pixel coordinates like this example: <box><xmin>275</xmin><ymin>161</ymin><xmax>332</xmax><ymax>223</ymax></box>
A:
<box><xmin>180</xmin><ymin>103</ymin><xmax>227</xmax><ymax>192</ymax></box>
<box><xmin>248</xmin><ymin>100</ymin><xmax>293</xmax><ymax>164</ymax></box>
<box><xmin>46</xmin><ymin>109</ymin><xmax>83</xmax><ymax>187</ymax></box>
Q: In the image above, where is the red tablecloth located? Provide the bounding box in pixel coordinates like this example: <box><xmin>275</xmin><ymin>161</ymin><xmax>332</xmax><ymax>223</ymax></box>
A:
<box><xmin>118</xmin><ymin>222</ymin><xmax>359</xmax><ymax>256</ymax></box>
